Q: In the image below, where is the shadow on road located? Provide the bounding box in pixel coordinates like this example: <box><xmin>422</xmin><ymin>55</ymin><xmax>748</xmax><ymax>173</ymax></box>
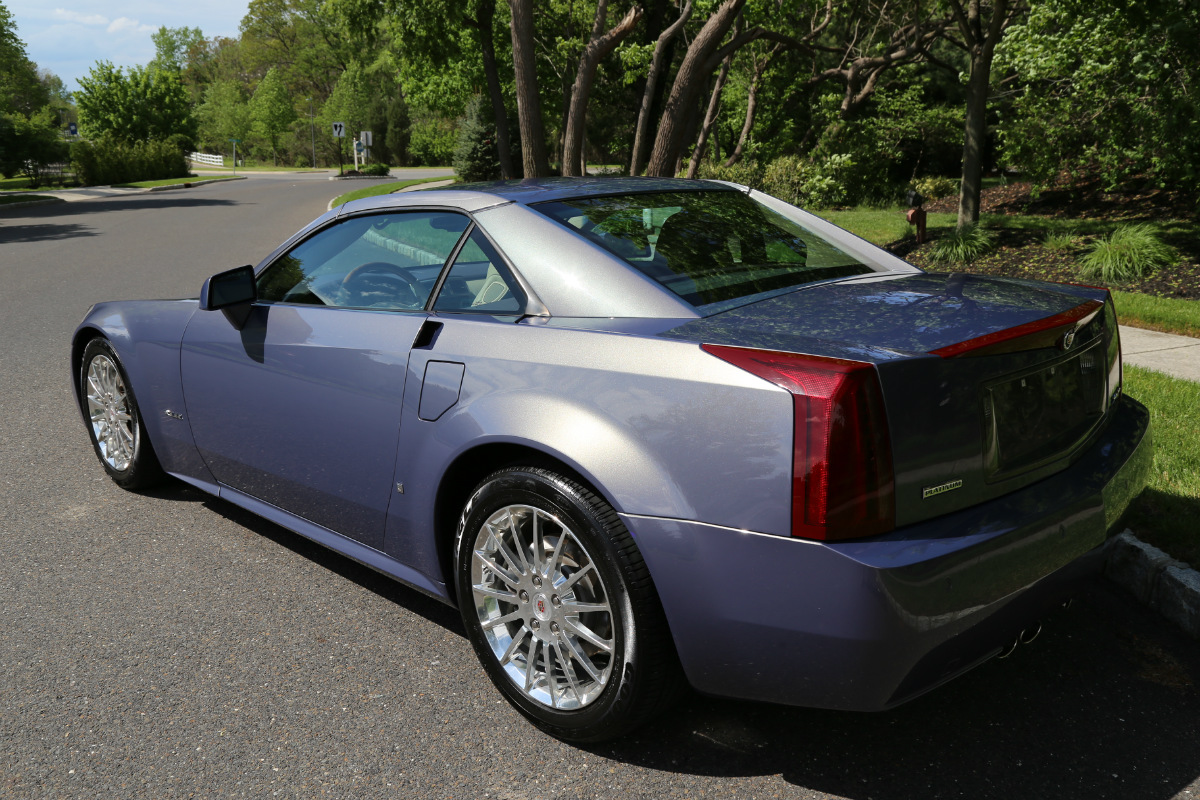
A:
<box><xmin>139</xmin><ymin>480</ymin><xmax>463</xmax><ymax>637</ymax></box>
<box><xmin>0</xmin><ymin>221</ymin><xmax>99</xmax><ymax>243</ymax></box>
<box><xmin>0</xmin><ymin>195</ymin><xmax>240</xmax><ymax>224</ymax></box>
<box><xmin>138</xmin><ymin>481</ymin><xmax>1200</xmax><ymax>799</ymax></box>
<box><xmin>596</xmin><ymin>579</ymin><xmax>1200</xmax><ymax>799</ymax></box>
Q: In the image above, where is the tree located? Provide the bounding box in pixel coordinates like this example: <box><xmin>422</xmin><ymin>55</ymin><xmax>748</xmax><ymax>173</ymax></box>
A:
<box><xmin>630</xmin><ymin>0</ymin><xmax>693</xmax><ymax>175</ymax></box>
<box><xmin>997</xmin><ymin>0</ymin><xmax>1200</xmax><ymax>195</ymax></box>
<box><xmin>250</xmin><ymin>67</ymin><xmax>297</xmax><ymax>164</ymax></box>
<box><xmin>509</xmin><ymin>0</ymin><xmax>551</xmax><ymax>176</ymax></box>
<box><xmin>941</xmin><ymin>0</ymin><xmax>1024</xmax><ymax>229</ymax></box>
<box><xmin>75</xmin><ymin>62</ymin><xmax>196</xmax><ymax>145</ymax></box>
<box><xmin>150</xmin><ymin>26</ymin><xmax>205</xmax><ymax>73</ymax></box>
<box><xmin>196</xmin><ymin>80</ymin><xmax>252</xmax><ymax>152</ymax></box>
<box><xmin>0</xmin><ymin>2</ymin><xmax>47</xmax><ymax>116</ymax></box>
<box><xmin>560</xmin><ymin>0</ymin><xmax>643</xmax><ymax>176</ymax></box>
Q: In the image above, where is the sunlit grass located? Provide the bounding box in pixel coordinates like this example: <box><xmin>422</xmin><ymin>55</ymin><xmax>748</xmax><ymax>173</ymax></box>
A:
<box><xmin>332</xmin><ymin>177</ymin><xmax>457</xmax><ymax>207</ymax></box>
<box><xmin>1123</xmin><ymin>366</ymin><xmax>1200</xmax><ymax>569</ymax></box>
<box><xmin>110</xmin><ymin>176</ymin><xmax>241</xmax><ymax>189</ymax></box>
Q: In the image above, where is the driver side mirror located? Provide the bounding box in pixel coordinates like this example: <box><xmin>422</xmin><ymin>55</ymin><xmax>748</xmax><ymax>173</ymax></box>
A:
<box><xmin>200</xmin><ymin>265</ymin><xmax>257</xmax><ymax>329</ymax></box>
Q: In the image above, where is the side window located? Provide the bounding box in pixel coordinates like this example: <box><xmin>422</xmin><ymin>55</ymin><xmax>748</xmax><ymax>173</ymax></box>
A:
<box><xmin>256</xmin><ymin>211</ymin><xmax>470</xmax><ymax>310</ymax></box>
<box><xmin>433</xmin><ymin>228</ymin><xmax>524</xmax><ymax>314</ymax></box>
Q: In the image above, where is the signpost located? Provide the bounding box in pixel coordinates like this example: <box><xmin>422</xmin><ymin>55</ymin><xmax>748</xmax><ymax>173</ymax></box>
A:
<box><xmin>332</xmin><ymin>122</ymin><xmax>345</xmax><ymax>175</ymax></box>
<box><xmin>229</xmin><ymin>138</ymin><xmax>241</xmax><ymax>175</ymax></box>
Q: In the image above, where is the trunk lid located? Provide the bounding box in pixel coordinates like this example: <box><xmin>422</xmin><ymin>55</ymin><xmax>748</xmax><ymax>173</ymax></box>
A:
<box><xmin>665</xmin><ymin>272</ymin><xmax>1121</xmax><ymax>530</ymax></box>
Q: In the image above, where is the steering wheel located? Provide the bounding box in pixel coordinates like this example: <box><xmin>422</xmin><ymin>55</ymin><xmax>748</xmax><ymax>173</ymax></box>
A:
<box><xmin>341</xmin><ymin>261</ymin><xmax>423</xmax><ymax>308</ymax></box>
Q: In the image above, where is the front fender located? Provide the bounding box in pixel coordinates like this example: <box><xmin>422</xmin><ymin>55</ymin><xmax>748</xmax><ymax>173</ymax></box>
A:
<box><xmin>72</xmin><ymin>300</ymin><xmax>215</xmax><ymax>485</ymax></box>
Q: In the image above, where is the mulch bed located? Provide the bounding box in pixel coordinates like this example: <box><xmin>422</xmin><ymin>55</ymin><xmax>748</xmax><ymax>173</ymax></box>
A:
<box><xmin>896</xmin><ymin>178</ymin><xmax>1200</xmax><ymax>300</ymax></box>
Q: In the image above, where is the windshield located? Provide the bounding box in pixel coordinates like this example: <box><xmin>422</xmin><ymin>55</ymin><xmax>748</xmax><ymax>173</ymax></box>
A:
<box><xmin>534</xmin><ymin>190</ymin><xmax>877</xmax><ymax>313</ymax></box>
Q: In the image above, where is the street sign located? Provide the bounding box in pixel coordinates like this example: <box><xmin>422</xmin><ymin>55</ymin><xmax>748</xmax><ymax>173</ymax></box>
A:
<box><xmin>360</xmin><ymin>131</ymin><xmax>373</xmax><ymax>147</ymax></box>
<box><xmin>68</xmin><ymin>122</ymin><xmax>77</xmax><ymax>136</ymax></box>
<box><xmin>354</xmin><ymin>141</ymin><xmax>364</xmax><ymax>153</ymax></box>
<box><xmin>229</xmin><ymin>138</ymin><xmax>241</xmax><ymax>144</ymax></box>
<box><xmin>332</xmin><ymin>122</ymin><xmax>345</xmax><ymax>138</ymax></box>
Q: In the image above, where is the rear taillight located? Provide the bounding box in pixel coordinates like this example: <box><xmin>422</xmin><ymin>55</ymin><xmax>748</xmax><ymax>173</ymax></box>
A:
<box><xmin>703</xmin><ymin>345</ymin><xmax>895</xmax><ymax>541</ymax></box>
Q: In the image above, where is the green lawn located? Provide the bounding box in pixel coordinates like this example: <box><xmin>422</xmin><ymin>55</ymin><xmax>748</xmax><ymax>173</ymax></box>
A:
<box><xmin>332</xmin><ymin>177</ymin><xmax>456</xmax><ymax>207</ymax></box>
<box><xmin>110</xmin><ymin>176</ymin><xmax>243</xmax><ymax>189</ymax></box>
<box><xmin>0</xmin><ymin>193</ymin><xmax>59</xmax><ymax>205</ymax></box>
<box><xmin>1123</xmin><ymin>366</ymin><xmax>1200</xmax><ymax>569</ymax></box>
<box><xmin>0</xmin><ymin>176</ymin><xmax>36</xmax><ymax>191</ymax></box>
<box><xmin>818</xmin><ymin>206</ymin><xmax>1200</xmax><ymax>338</ymax></box>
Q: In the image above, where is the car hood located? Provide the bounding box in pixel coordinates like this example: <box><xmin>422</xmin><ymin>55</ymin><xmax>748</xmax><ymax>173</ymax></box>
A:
<box><xmin>657</xmin><ymin>272</ymin><xmax>1103</xmax><ymax>361</ymax></box>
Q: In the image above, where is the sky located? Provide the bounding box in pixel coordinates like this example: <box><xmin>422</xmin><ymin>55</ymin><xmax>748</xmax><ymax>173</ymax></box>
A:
<box><xmin>7</xmin><ymin>1</ymin><xmax>251</xmax><ymax>92</ymax></box>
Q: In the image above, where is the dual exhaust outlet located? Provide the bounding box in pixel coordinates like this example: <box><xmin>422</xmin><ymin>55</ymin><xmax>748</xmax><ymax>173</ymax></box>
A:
<box><xmin>996</xmin><ymin>598</ymin><xmax>1073</xmax><ymax>660</ymax></box>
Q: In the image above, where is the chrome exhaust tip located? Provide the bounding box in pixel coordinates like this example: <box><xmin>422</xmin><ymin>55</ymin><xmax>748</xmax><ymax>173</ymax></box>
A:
<box><xmin>1019</xmin><ymin>623</ymin><xmax>1042</xmax><ymax>645</ymax></box>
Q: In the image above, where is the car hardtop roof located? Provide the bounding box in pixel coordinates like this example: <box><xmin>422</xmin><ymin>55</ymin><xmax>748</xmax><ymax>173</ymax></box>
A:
<box><xmin>349</xmin><ymin>176</ymin><xmax>743</xmax><ymax>214</ymax></box>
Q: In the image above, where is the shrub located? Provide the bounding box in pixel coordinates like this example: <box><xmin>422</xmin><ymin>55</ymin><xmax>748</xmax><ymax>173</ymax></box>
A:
<box><xmin>1042</xmin><ymin>229</ymin><xmax>1079</xmax><ymax>251</ymax></box>
<box><xmin>759</xmin><ymin>154</ymin><xmax>855</xmax><ymax>208</ymax></box>
<box><xmin>694</xmin><ymin>159</ymin><xmax>764</xmax><ymax>189</ymax></box>
<box><xmin>453</xmin><ymin>96</ymin><xmax>502</xmax><ymax>183</ymax></box>
<box><xmin>408</xmin><ymin>113</ymin><xmax>456</xmax><ymax>167</ymax></box>
<box><xmin>71</xmin><ymin>136</ymin><xmax>189</xmax><ymax>186</ymax></box>
<box><xmin>928</xmin><ymin>224</ymin><xmax>997</xmax><ymax>264</ymax></box>
<box><xmin>359</xmin><ymin>162</ymin><xmax>391</xmax><ymax>177</ymax></box>
<box><xmin>913</xmin><ymin>176</ymin><xmax>958</xmax><ymax>200</ymax></box>
<box><xmin>1079</xmin><ymin>224</ymin><xmax>1175</xmax><ymax>282</ymax></box>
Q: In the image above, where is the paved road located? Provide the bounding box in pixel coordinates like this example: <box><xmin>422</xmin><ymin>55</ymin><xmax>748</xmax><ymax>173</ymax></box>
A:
<box><xmin>1</xmin><ymin>174</ymin><xmax>1199</xmax><ymax>799</ymax></box>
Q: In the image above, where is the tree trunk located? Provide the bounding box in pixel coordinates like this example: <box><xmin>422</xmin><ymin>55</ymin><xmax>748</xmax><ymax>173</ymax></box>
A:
<box><xmin>957</xmin><ymin>53</ymin><xmax>990</xmax><ymax>228</ymax></box>
<box><xmin>509</xmin><ymin>0</ymin><xmax>551</xmax><ymax>177</ymax></box>
<box><xmin>645</xmin><ymin>0</ymin><xmax>746</xmax><ymax>177</ymax></box>
<box><xmin>630</xmin><ymin>0</ymin><xmax>693</xmax><ymax>176</ymax></box>
<box><xmin>562</xmin><ymin>1</ymin><xmax>643</xmax><ymax>177</ymax></box>
<box><xmin>474</xmin><ymin>0</ymin><xmax>515</xmax><ymax>179</ymax></box>
<box><xmin>686</xmin><ymin>37</ymin><xmax>735</xmax><ymax>179</ymax></box>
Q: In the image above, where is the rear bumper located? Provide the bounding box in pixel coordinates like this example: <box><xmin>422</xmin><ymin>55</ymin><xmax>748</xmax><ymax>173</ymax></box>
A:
<box><xmin>625</xmin><ymin>394</ymin><xmax>1152</xmax><ymax>711</ymax></box>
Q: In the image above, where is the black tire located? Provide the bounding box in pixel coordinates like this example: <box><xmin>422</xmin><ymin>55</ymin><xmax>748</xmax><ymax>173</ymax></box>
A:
<box><xmin>455</xmin><ymin>466</ymin><xmax>682</xmax><ymax>742</ymax></box>
<box><xmin>79</xmin><ymin>338</ymin><xmax>166</xmax><ymax>490</ymax></box>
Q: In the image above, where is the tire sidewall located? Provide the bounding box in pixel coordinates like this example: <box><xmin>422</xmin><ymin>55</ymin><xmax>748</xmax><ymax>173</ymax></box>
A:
<box><xmin>79</xmin><ymin>338</ymin><xmax>159</xmax><ymax>490</ymax></box>
<box><xmin>455</xmin><ymin>467</ymin><xmax>642</xmax><ymax>741</ymax></box>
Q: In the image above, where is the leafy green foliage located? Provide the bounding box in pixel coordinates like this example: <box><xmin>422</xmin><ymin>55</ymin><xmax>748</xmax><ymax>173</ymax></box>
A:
<box><xmin>928</xmin><ymin>224</ymin><xmax>997</xmax><ymax>265</ymax></box>
<box><xmin>150</xmin><ymin>26</ymin><xmax>205</xmax><ymax>73</ymax></box>
<box><xmin>71</xmin><ymin>135</ymin><xmax>189</xmax><ymax>186</ymax></box>
<box><xmin>76</xmin><ymin>62</ymin><xmax>196</xmax><ymax>146</ymax></box>
<box><xmin>250</xmin><ymin>67</ymin><xmax>297</xmax><ymax>163</ymax></box>
<box><xmin>1079</xmin><ymin>224</ymin><xmax>1175</xmax><ymax>282</ymax></box>
<box><xmin>408</xmin><ymin>112</ymin><xmax>456</xmax><ymax>167</ymax></box>
<box><xmin>357</xmin><ymin>162</ymin><xmax>391</xmax><ymax>176</ymax></box>
<box><xmin>998</xmin><ymin>0</ymin><xmax>1200</xmax><ymax>193</ymax></box>
<box><xmin>0</xmin><ymin>107</ymin><xmax>68</xmax><ymax>185</ymax></box>
<box><xmin>196</xmin><ymin>80</ymin><xmax>251</xmax><ymax>152</ymax></box>
<box><xmin>913</xmin><ymin>176</ymin><xmax>958</xmax><ymax>201</ymax></box>
<box><xmin>761</xmin><ymin>154</ymin><xmax>855</xmax><ymax>209</ymax></box>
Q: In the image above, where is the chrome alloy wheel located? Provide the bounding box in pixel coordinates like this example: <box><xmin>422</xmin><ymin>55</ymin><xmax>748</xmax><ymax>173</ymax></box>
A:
<box><xmin>85</xmin><ymin>354</ymin><xmax>135</xmax><ymax>472</ymax></box>
<box><xmin>470</xmin><ymin>504</ymin><xmax>615</xmax><ymax>710</ymax></box>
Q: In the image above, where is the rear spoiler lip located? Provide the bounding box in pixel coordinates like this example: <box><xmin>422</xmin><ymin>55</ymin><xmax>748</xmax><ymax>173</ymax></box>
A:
<box><xmin>929</xmin><ymin>299</ymin><xmax>1107</xmax><ymax>358</ymax></box>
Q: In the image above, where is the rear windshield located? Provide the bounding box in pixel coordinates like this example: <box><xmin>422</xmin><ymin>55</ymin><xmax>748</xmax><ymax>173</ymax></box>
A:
<box><xmin>534</xmin><ymin>190</ymin><xmax>875</xmax><ymax>313</ymax></box>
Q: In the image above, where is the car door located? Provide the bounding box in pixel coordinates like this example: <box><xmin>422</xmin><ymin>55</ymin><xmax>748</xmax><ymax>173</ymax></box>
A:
<box><xmin>180</xmin><ymin>210</ymin><xmax>472</xmax><ymax>550</ymax></box>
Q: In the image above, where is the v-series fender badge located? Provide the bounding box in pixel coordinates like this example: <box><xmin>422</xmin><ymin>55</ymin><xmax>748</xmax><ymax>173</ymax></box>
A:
<box><xmin>922</xmin><ymin>479</ymin><xmax>963</xmax><ymax>499</ymax></box>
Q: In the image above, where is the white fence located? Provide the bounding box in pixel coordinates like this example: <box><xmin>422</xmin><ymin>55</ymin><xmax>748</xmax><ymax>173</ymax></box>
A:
<box><xmin>187</xmin><ymin>152</ymin><xmax>225</xmax><ymax>167</ymax></box>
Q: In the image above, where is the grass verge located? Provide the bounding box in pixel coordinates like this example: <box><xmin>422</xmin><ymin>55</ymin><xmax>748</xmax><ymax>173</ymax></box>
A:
<box><xmin>0</xmin><ymin>193</ymin><xmax>59</xmax><ymax>205</ymax></box>
<box><xmin>1122</xmin><ymin>365</ymin><xmax>1200</xmax><ymax>569</ymax></box>
<box><xmin>0</xmin><ymin>176</ymin><xmax>36</xmax><ymax>191</ymax></box>
<box><xmin>111</xmin><ymin>176</ymin><xmax>242</xmax><ymax>189</ymax></box>
<box><xmin>332</xmin><ymin>177</ymin><xmax>455</xmax><ymax>207</ymax></box>
<box><xmin>1112</xmin><ymin>291</ymin><xmax>1200</xmax><ymax>338</ymax></box>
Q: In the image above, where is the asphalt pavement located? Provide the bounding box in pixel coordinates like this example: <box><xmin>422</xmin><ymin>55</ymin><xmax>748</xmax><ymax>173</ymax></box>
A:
<box><xmin>1</xmin><ymin>174</ymin><xmax>1199</xmax><ymax>799</ymax></box>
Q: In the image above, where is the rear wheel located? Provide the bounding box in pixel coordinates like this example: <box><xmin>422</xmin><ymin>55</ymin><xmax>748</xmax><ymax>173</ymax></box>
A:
<box><xmin>80</xmin><ymin>338</ymin><xmax>166</xmax><ymax>490</ymax></box>
<box><xmin>455</xmin><ymin>467</ymin><xmax>681</xmax><ymax>742</ymax></box>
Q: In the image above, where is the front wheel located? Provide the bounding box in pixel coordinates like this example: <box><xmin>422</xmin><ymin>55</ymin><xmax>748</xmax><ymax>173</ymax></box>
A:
<box><xmin>79</xmin><ymin>338</ymin><xmax>165</xmax><ymax>490</ymax></box>
<box><xmin>455</xmin><ymin>467</ymin><xmax>681</xmax><ymax>742</ymax></box>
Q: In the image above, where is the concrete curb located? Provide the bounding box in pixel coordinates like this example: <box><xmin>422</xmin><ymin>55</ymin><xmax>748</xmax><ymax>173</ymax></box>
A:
<box><xmin>1105</xmin><ymin>530</ymin><xmax>1200</xmax><ymax>639</ymax></box>
<box><xmin>146</xmin><ymin>176</ymin><xmax>247</xmax><ymax>192</ymax></box>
